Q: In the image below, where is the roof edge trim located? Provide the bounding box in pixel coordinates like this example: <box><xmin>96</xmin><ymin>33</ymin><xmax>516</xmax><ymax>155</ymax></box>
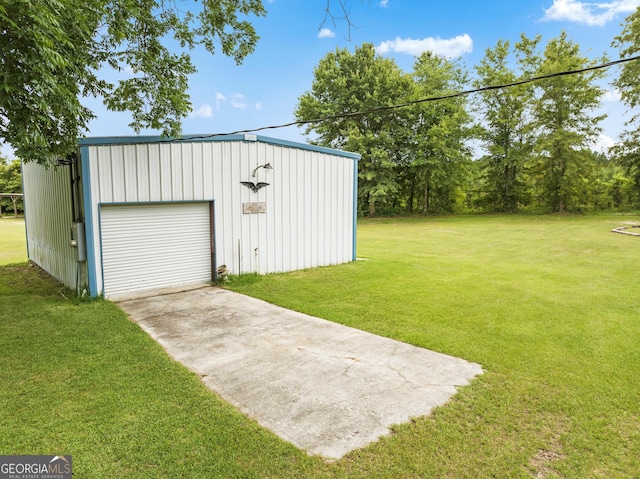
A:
<box><xmin>78</xmin><ymin>134</ymin><xmax>361</xmax><ymax>160</ymax></box>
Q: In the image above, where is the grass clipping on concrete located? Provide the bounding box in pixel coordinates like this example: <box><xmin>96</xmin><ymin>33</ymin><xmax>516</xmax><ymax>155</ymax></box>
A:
<box><xmin>2</xmin><ymin>214</ymin><xmax>640</xmax><ymax>478</ymax></box>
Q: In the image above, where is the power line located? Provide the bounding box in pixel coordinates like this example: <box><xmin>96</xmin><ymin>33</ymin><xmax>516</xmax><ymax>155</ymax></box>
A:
<box><xmin>166</xmin><ymin>54</ymin><xmax>640</xmax><ymax>143</ymax></box>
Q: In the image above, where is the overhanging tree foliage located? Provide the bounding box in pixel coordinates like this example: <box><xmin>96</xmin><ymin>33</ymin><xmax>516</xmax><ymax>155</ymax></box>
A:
<box><xmin>0</xmin><ymin>0</ymin><xmax>266</xmax><ymax>165</ymax></box>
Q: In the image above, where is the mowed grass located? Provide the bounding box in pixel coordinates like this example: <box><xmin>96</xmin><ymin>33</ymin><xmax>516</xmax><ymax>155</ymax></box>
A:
<box><xmin>1</xmin><ymin>214</ymin><xmax>640</xmax><ymax>478</ymax></box>
<box><xmin>0</xmin><ymin>218</ymin><xmax>27</xmax><ymax>265</ymax></box>
<box><xmin>226</xmin><ymin>214</ymin><xmax>640</xmax><ymax>478</ymax></box>
<box><xmin>0</xmin><ymin>222</ymin><xmax>322</xmax><ymax>478</ymax></box>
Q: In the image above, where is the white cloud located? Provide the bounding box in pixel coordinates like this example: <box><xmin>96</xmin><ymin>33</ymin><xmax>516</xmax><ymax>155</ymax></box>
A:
<box><xmin>602</xmin><ymin>88</ymin><xmax>622</xmax><ymax>102</ymax></box>
<box><xmin>215</xmin><ymin>92</ymin><xmax>226</xmax><ymax>110</ymax></box>
<box><xmin>380</xmin><ymin>0</ymin><xmax>389</xmax><ymax>7</ymax></box>
<box><xmin>376</xmin><ymin>34</ymin><xmax>473</xmax><ymax>58</ymax></box>
<box><xmin>190</xmin><ymin>104</ymin><xmax>213</xmax><ymax>119</ymax></box>
<box><xmin>318</xmin><ymin>28</ymin><xmax>335</xmax><ymax>38</ymax></box>
<box><xmin>212</xmin><ymin>93</ymin><xmax>260</xmax><ymax>111</ymax></box>
<box><xmin>231</xmin><ymin>94</ymin><xmax>248</xmax><ymax>110</ymax></box>
<box><xmin>592</xmin><ymin>133</ymin><xmax>617</xmax><ymax>152</ymax></box>
<box><xmin>542</xmin><ymin>0</ymin><xmax>640</xmax><ymax>26</ymax></box>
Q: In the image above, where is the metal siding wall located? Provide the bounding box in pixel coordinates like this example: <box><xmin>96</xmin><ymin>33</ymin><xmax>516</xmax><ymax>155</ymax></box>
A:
<box><xmin>296</xmin><ymin>149</ymin><xmax>306</xmax><ymax>269</ymax></box>
<box><xmin>192</xmin><ymin>143</ymin><xmax>204</xmax><ymax>199</ymax></box>
<box><xmin>111</xmin><ymin>147</ymin><xmax>126</xmax><ymax>201</ymax></box>
<box><xmin>96</xmin><ymin>150</ymin><xmax>112</xmax><ymax>203</ymax></box>
<box><xmin>124</xmin><ymin>147</ymin><xmax>137</xmax><ymax>201</ymax></box>
<box><xmin>318</xmin><ymin>154</ymin><xmax>328</xmax><ymax>266</ymax></box>
<box><xmin>325</xmin><ymin>153</ymin><xmax>337</xmax><ymax>264</ymax></box>
<box><xmin>277</xmin><ymin>146</ymin><xmax>292</xmax><ymax>272</ymax></box>
<box><xmin>148</xmin><ymin>144</ymin><xmax>161</xmax><ymax>200</ymax></box>
<box><xmin>170</xmin><ymin>143</ymin><xmax>183</xmax><ymax>200</ymax></box>
<box><xmin>87</xmin><ymin>139</ymin><xmax>355</xmax><ymax>293</ymax></box>
<box><xmin>22</xmin><ymin>162</ymin><xmax>78</xmax><ymax>289</ymax></box>
<box><xmin>309</xmin><ymin>151</ymin><xmax>319</xmax><ymax>268</ymax></box>
<box><xmin>263</xmin><ymin>144</ymin><xmax>277</xmax><ymax>274</ymax></box>
<box><xmin>134</xmin><ymin>144</ymin><xmax>150</xmax><ymax>202</ymax></box>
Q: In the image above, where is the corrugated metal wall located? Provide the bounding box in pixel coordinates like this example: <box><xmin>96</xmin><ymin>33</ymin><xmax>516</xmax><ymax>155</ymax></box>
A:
<box><xmin>22</xmin><ymin>162</ymin><xmax>80</xmax><ymax>290</ymax></box>
<box><xmin>84</xmin><ymin>138</ymin><xmax>356</xmax><ymax>295</ymax></box>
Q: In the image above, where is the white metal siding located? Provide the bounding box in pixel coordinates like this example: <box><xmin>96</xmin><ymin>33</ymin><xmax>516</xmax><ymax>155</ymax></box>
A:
<box><xmin>85</xmin><ymin>138</ymin><xmax>356</xmax><ymax>295</ymax></box>
<box><xmin>22</xmin><ymin>162</ymin><xmax>79</xmax><ymax>290</ymax></box>
<box><xmin>100</xmin><ymin>203</ymin><xmax>212</xmax><ymax>298</ymax></box>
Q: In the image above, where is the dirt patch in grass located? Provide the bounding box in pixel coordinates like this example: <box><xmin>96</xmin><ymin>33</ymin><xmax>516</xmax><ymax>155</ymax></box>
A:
<box><xmin>529</xmin><ymin>447</ymin><xmax>566</xmax><ymax>478</ymax></box>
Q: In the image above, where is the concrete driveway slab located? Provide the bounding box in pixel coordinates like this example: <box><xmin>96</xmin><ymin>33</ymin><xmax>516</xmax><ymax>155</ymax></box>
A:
<box><xmin>116</xmin><ymin>286</ymin><xmax>483</xmax><ymax>459</ymax></box>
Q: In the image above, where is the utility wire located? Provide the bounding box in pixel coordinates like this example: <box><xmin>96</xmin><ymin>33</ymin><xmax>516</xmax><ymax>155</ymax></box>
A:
<box><xmin>164</xmin><ymin>54</ymin><xmax>640</xmax><ymax>143</ymax></box>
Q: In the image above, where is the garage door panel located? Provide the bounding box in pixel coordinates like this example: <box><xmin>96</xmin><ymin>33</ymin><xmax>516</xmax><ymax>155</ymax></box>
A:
<box><xmin>101</xmin><ymin>203</ymin><xmax>212</xmax><ymax>297</ymax></box>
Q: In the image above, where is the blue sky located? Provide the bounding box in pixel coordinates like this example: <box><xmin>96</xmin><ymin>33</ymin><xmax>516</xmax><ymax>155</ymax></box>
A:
<box><xmin>3</xmin><ymin>0</ymin><xmax>640</xmax><ymax>159</ymax></box>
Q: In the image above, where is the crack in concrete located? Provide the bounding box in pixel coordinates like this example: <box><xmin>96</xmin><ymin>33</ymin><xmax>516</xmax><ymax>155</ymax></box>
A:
<box><xmin>118</xmin><ymin>287</ymin><xmax>483</xmax><ymax>460</ymax></box>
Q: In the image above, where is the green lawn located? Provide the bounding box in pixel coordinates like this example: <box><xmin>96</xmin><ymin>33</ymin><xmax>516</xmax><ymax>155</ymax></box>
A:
<box><xmin>1</xmin><ymin>214</ymin><xmax>640</xmax><ymax>478</ymax></box>
<box><xmin>0</xmin><ymin>218</ymin><xmax>27</xmax><ymax>265</ymax></box>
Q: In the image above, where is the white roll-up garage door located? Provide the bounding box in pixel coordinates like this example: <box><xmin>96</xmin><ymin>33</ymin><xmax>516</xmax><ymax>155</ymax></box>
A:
<box><xmin>101</xmin><ymin>202</ymin><xmax>213</xmax><ymax>298</ymax></box>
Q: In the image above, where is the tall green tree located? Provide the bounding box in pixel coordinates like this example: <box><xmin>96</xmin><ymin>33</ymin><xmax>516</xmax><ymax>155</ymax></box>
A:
<box><xmin>521</xmin><ymin>32</ymin><xmax>606</xmax><ymax>212</ymax></box>
<box><xmin>0</xmin><ymin>0</ymin><xmax>266</xmax><ymax>165</ymax></box>
<box><xmin>0</xmin><ymin>157</ymin><xmax>22</xmax><ymax>216</ymax></box>
<box><xmin>587</xmin><ymin>150</ymin><xmax>636</xmax><ymax>210</ymax></box>
<box><xmin>295</xmin><ymin>43</ymin><xmax>413</xmax><ymax>215</ymax></box>
<box><xmin>408</xmin><ymin>52</ymin><xmax>471</xmax><ymax>214</ymax></box>
<box><xmin>473</xmin><ymin>40</ymin><xmax>534</xmax><ymax>212</ymax></box>
<box><xmin>612</xmin><ymin>6</ymin><xmax>640</xmax><ymax>204</ymax></box>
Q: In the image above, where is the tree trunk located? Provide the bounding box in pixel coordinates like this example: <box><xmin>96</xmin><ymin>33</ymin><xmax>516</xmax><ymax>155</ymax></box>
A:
<box><xmin>408</xmin><ymin>173</ymin><xmax>416</xmax><ymax>214</ymax></box>
<box><xmin>423</xmin><ymin>181</ymin><xmax>430</xmax><ymax>215</ymax></box>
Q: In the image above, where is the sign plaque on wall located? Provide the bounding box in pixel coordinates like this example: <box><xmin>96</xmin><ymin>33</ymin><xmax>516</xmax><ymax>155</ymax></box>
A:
<box><xmin>243</xmin><ymin>202</ymin><xmax>267</xmax><ymax>214</ymax></box>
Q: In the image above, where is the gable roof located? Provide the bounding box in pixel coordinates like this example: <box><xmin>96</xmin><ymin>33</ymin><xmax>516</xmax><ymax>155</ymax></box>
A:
<box><xmin>78</xmin><ymin>133</ymin><xmax>361</xmax><ymax>160</ymax></box>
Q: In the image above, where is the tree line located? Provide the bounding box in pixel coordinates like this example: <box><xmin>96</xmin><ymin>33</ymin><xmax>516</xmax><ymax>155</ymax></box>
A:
<box><xmin>295</xmin><ymin>12</ymin><xmax>640</xmax><ymax>215</ymax></box>
<box><xmin>2</xmin><ymin>2</ymin><xmax>639</xmax><ymax>215</ymax></box>
<box><xmin>0</xmin><ymin>158</ymin><xmax>23</xmax><ymax>216</ymax></box>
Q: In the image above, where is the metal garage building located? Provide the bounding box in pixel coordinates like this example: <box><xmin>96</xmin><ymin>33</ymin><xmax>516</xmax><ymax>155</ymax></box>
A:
<box><xmin>22</xmin><ymin>134</ymin><xmax>360</xmax><ymax>298</ymax></box>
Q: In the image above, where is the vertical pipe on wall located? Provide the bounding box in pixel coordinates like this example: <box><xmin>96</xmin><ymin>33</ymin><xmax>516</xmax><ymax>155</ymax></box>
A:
<box><xmin>68</xmin><ymin>156</ymin><xmax>77</xmax><ymax>223</ymax></box>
